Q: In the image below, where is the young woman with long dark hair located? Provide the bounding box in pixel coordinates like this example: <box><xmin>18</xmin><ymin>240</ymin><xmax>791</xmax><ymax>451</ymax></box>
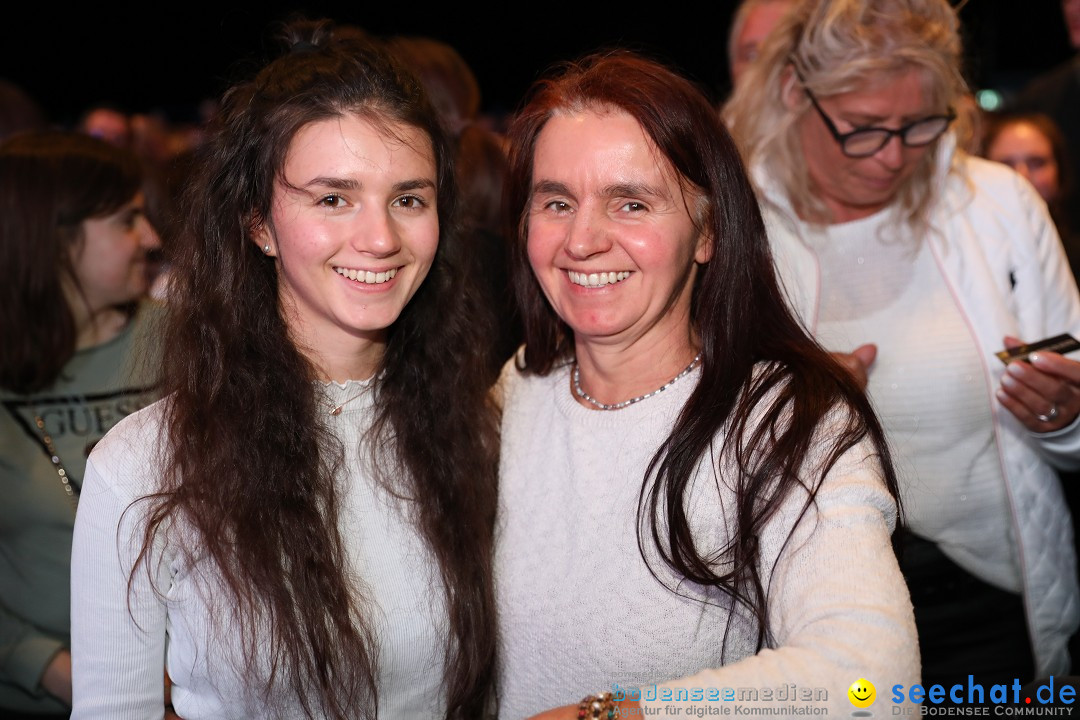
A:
<box><xmin>496</xmin><ymin>51</ymin><xmax>919</xmax><ymax>719</ymax></box>
<box><xmin>0</xmin><ymin>131</ymin><xmax>159</xmax><ymax>719</ymax></box>
<box><xmin>70</xmin><ymin>21</ymin><xmax>498</xmax><ymax>720</ymax></box>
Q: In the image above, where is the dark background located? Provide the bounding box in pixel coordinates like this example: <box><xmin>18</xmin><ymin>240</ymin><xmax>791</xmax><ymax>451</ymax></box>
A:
<box><xmin>1</xmin><ymin>0</ymin><xmax>1073</xmax><ymax>127</ymax></box>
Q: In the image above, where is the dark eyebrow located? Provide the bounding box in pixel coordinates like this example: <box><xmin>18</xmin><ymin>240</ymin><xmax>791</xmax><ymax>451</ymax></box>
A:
<box><xmin>295</xmin><ymin>177</ymin><xmax>435</xmax><ymax>193</ymax></box>
<box><xmin>602</xmin><ymin>182</ymin><xmax>668</xmax><ymax>200</ymax></box>
<box><xmin>393</xmin><ymin>178</ymin><xmax>436</xmax><ymax>193</ymax></box>
<box><xmin>532</xmin><ymin>179</ymin><xmax>572</xmax><ymax>196</ymax></box>
<box><xmin>303</xmin><ymin>177</ymin><xmax>359</xmax><ymax>191</ymax></box>
<box><xmin>531</xmin><ymin>180</ymin><xmax>669</xmax><ymax>201</ymax></box>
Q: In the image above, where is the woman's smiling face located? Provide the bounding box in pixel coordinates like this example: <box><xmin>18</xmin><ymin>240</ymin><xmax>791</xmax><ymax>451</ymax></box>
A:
<box><xmin>256</xmin><ymin>113</ymin><xmax>439</xmax><ymax>365</ymax></box>
<box><xmin>525</xmin><ymin>108</ymin><xmax>710</xmax><ymax>351</ymax></box>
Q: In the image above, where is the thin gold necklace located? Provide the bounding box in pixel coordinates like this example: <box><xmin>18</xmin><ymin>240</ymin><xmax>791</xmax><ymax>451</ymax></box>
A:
<box><xmin>327</xmin><ymin>387</ymin><xmax>369</xmax><ymax>416</ymax></box>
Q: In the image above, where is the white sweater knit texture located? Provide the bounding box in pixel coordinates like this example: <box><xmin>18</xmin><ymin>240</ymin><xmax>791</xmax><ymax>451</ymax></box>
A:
<box><xmin>495</xmin><ymin>361</ymin><xmax>920</xmax><ymax>719</ymax></box>
<box><xmin>70</xmin><ymin>380</ymin><xmax>449</xmax><ymax>719</ymax></box>
<box><xmin>806</xmin><ymin>208</ymin><xmax>1018</xmax><ymax>591</ymax></box>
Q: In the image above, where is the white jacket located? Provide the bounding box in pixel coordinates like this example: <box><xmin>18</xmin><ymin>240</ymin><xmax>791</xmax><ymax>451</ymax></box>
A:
<box><xmin>760</xmin><ymin>136</ymin><xmax>1080</xmax><ymax>676</ymax></box>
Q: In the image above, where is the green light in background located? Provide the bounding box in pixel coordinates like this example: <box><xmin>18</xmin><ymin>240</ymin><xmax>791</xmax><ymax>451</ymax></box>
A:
<box><xmin>976</xmin><ymin>89</ymin><xmax>1004</xmax><ymax>112</ymax></box>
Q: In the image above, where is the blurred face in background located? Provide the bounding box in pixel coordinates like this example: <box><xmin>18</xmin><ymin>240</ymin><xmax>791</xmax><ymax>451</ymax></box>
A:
<box><xmin>986</xmin><ymin>121</ymin><xmax>1060</xmax><ymax>202</ymax></box>
<box><xmin>1065</xmin><ymin>0</ymin><xmax>1080</xmax><ymax>49</ymax></box>
<box><xmin>81</xmin><ymin>108</ymin><xmax>133</xmax><ymax>148</ymax></box>
<box><xmin>69</xmin><ymin>193</ymin><xmax>158</xmax><ymax>313</ymax></box>
<box><xmin>730</xmin><ymin>0</ymin><xmax>793</xmax><ymax>86</ymax></box>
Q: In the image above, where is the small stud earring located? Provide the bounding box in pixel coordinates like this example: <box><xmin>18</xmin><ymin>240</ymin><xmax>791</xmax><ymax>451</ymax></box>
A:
<box><xmin>263</xmin><ymin>244</ymin><xmax>272</xmax><ymax>254</ymax></box>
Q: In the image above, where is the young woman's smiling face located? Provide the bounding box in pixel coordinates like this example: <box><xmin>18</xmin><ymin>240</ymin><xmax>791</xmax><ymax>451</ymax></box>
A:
<box><xmin>257</xmin><ymin>113</ymin><xmax>439</xmax><ymax>373</ymax></box>
<box><xmin>526</xmin><ymin>108</ymin><xmax>710</xmax><ymax>352</ymax></box>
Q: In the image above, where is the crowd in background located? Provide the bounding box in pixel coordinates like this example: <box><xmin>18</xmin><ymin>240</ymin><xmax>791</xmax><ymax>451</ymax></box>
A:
<box><xmin>1</xmin><ymin>4</ymin><xmax>1076</xmax><ymax>307</ymax></box>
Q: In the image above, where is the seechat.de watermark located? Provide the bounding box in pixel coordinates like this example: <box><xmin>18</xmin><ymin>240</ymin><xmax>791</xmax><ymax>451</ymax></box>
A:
<box><xmin>888</xmin><ymin>676</ymin><xmax>1074</xmax><ymax>716</ymax></box>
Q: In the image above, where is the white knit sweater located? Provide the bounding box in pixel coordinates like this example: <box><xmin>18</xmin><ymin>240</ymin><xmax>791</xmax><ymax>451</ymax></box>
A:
<box><xmin>761</xmin><ymin>144</ymin><xmax>1080</xmax><ymax>674</ymax></box>
<box><xmin>70</xmin><ymin>380</ymin><xmax>450</xmax><ymax>719</ymax></box>
<box><xmin>806</xmin><ymin>208</ymin><xmax>1019</xmax><ymax>592</ymax></box>
<box><xmin>495</xmin><ymin>360</ymin><xmax>919</xmax><ymax>719</ymax></box>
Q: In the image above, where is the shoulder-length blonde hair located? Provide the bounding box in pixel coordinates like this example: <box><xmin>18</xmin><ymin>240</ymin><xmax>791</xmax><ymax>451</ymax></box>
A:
<box><xmin>725</xmin><ymin>0</ymin><xmax>969</xmax><ymax>226</ymax></box>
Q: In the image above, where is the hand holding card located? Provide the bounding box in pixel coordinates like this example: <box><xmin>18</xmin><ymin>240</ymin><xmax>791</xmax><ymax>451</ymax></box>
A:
<box><xmin>996</xmin><ymin>333</ymin><xmax>1080</xmax><ymax>365</ymax></box>
<box><xmin>996</xmin><ymin>334</ymin><xmax>1080</xmax><ymax>432</ymax></box>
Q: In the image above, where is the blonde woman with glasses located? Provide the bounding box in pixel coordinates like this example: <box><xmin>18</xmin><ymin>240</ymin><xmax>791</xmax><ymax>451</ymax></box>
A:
<box><xmin>728</xmin><ymin>0</ymin><xmax>1080</xmax><ymax>692</ymax></box>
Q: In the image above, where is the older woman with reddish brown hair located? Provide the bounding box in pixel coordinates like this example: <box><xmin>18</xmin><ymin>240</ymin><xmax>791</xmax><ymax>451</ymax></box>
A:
<box><xmin>495</xmin><ymin>50</ymin><xmax>918</xmax><ymax>719</ymax></box>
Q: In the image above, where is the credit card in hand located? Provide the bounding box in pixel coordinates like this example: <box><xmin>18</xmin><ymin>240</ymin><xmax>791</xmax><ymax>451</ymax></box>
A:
<box><xmin>995</xmin><ymin>333</ymin><xmax>1080</xmax><ymax>364</ymax></box>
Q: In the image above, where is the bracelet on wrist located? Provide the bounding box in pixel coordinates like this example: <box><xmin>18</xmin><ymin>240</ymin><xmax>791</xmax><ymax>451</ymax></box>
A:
<box><xmin>578</xmin><ymin>691</ymin><xmax>618</xmax><ymax>719</ymax></box>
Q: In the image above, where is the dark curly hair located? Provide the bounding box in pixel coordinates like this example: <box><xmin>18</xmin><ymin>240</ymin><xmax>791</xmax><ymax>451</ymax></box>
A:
<box><xmin>136</xmin><ymin>19</ymin><xmax>499</xmax><ymax>719</ymax></box>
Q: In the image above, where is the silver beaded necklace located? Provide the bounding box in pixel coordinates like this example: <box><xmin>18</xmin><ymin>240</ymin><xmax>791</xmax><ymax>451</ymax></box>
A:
<box><xmin>571</xmin><ymin>353</ymin><xmax>702</xmax><ymax>411</ymax></box>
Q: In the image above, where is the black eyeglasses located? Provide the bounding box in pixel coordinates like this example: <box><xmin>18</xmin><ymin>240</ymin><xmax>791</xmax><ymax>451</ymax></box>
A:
<box><xmin>792</xmin><ymin>65</ymin><xmax>955</xmax><ymax>158</ymax></box>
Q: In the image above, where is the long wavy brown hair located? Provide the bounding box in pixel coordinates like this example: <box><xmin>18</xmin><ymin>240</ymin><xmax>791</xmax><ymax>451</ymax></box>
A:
<box><xmin>0</xmin><ymin>131</ymin><xmax>142</xmax><ymax>394</ymax></box>
<box><xmin>506</xmin><ymin>51</ymin><xmax>900</xmax><ymax>653</ymax></box>
<box><xmin>136</xmin><ymin>20</ymin><xmax>499</xmax><ymax>719</ymax></box>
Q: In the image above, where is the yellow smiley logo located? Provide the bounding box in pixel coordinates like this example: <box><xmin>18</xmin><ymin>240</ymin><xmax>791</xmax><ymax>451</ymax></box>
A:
<box><xmin>848</xmin><ymin>678</ymin><xmax>876</xmax><ymax>708</ymax></box>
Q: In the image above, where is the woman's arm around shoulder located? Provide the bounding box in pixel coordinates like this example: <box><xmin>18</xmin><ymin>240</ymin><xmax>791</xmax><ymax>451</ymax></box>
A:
<box><xmin>492</xmin><ymin>346</ymin><xmax>528</xmax><ymax>413</ymax></box>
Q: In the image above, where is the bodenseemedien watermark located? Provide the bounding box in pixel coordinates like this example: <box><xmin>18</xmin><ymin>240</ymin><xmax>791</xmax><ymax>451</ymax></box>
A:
<box><xmin>611</xmin><ymin>682</ymin><xmax>830</xmax><ymax>716</ymax></box>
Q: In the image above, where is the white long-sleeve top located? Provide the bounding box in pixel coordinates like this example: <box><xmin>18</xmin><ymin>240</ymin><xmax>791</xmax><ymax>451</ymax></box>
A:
<box><xmin>70</xmin><ymin>380</ymin><xmax>450</xmax><ymax>719</ymax></box>
<box><xmin>495</xmin><ymin>361</ymin><xmax>919</xmax><ymax>719</ymax></box>
<box><xmin>763</xmin><ymin>138</ymin><xmax>1080</xmax><ymax>675</ymax></box>
<box><xmin>804</xmin><ymin>207</ymin><xmax>1019</xmax><ymax>592</ymax></box>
